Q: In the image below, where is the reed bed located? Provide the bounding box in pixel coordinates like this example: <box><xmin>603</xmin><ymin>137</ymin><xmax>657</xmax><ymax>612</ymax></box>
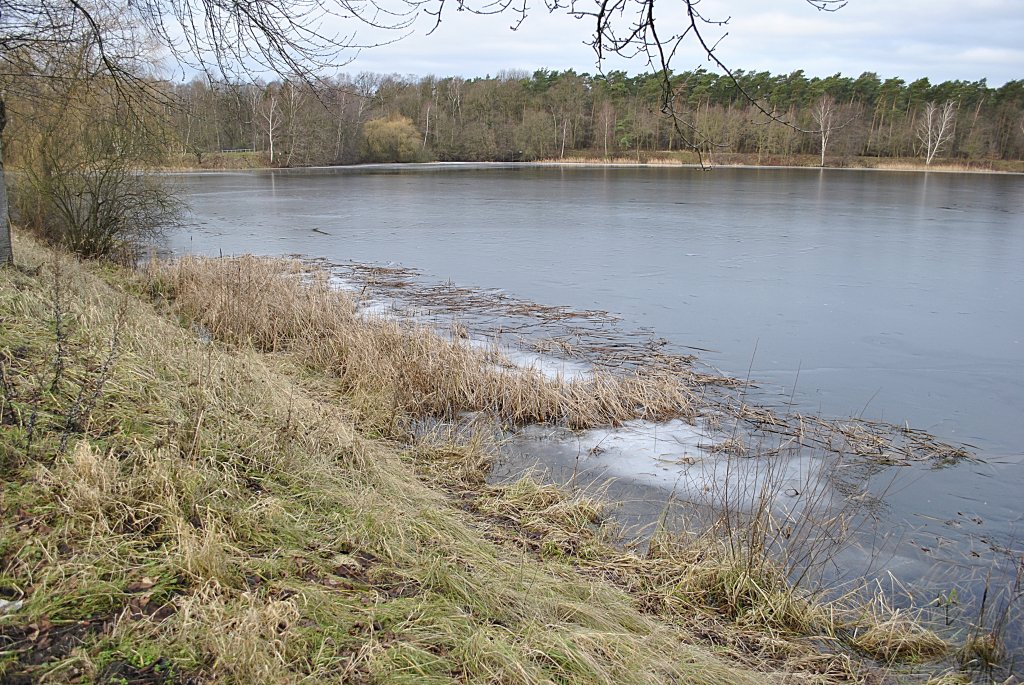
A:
<box><xmin>148</xmin><ymin>256</ymin><xmax>702</xmax><ymax>436</ymax></box>
<box><xmin>534</xmin><ymin>155</ymin><xmax>698</xmax><ymax>166</ymax></box>
<box><xmin>869</xmin><ymin>159</ymin><xmax>1022</xmax><ymax>173</ymax></box>
<box><xmin>329</xmin><ymin>263</ymin><xmax>728</xmax><ymax>378</ymax></box>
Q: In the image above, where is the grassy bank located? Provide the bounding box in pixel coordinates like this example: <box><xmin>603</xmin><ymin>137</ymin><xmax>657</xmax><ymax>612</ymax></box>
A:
<box><xmin>0</xmin><ymin>233</ymin><xmax>969</xmax><ymax>683</ymax></box>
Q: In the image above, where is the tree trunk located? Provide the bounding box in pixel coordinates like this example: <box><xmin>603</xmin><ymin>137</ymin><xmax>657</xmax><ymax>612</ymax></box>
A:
<box><xmin>423</xmin><ymin>101</ymin><xmax>431</xmax><ymax>151</ymax></box>
<box><xmin>0</xmin><ymin>99</ymin><xmax>12</xmax><ymax>265</ymax></box>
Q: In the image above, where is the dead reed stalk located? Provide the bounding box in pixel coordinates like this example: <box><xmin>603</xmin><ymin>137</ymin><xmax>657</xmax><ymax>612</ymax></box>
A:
<box><xmin>148</xmin><ymin>256</ymin><xmax>702</xmax><ymax>435</ymax></box>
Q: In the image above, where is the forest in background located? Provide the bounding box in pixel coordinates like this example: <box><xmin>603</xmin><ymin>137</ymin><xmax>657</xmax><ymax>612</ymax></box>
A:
<box><xmin>155</xmin><ymin>68</ymin><xmax>1024</xmax><ymax>168</ymax></box>
<box><xmin>3</xmin><ymin>61</ymin><xmax>1022</xmax><ymax>264</ymax></box>
<box><xmin>5</xmin><ymin>66</ymin><xmax>1024</xmax><ymax>174</ymax></box>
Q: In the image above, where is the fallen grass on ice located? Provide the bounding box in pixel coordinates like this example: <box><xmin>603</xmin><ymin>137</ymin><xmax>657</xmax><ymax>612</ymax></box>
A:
<box><xmin>328</xmin><ymin>259</ymin><xmax>972</xmax><ymax>467</ymax></box>
<box><xmin>0</xmin><ymin>235</ymin><xmax>960</xmax><ymax>682</ymax></box>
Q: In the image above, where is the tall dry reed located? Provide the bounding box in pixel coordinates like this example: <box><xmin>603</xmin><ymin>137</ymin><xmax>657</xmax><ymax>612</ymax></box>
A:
<box><xmin>149</xmin><ymin>256</ymin><xmax>699</xmax><ymax>434</ymax></box>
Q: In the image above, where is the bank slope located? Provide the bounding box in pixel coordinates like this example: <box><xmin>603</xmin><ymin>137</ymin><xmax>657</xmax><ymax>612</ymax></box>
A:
<box><xmin>0</xmin><ymin>233</ymin><xmax>951</xmax><ymax>684</ymax></box>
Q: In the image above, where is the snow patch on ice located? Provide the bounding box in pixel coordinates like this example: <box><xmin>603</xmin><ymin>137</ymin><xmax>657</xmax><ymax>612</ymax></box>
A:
<box><xmin>459</xmin><ymin>336</ymin><xmax>593</xmax><ymax>381</ymax></box>
<box><xmin>501</xmin><ymin>347</ymin><xmax>592</xmax><ymax>381</ymax></box>
<box><xmin>520</xmin><ymin>419</ymin><xmax>830</xmax><ymax>511</ymax></box>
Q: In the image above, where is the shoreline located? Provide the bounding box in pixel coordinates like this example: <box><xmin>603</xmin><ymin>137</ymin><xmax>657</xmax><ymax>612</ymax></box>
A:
<box><xmin>155</xmin><ymin>157</ymin><xmax>1024</xmax><ymax>176</ymax></box>
<box><xmin>534</xmin><ymin>159</ymin><xmax>1024</xmax><ymax>175</ymax></box>
<box><xmin>5</xmin><ymin>232</ymin><xmax>1006</xmax><ymax>682</ymax></box>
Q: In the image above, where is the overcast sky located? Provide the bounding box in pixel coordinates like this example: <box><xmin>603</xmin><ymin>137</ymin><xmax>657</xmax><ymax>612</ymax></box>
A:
<box><xmin>341</xmin><ymin>0</ymin><xmax>1022</xmax><ymax>86</ymax></box>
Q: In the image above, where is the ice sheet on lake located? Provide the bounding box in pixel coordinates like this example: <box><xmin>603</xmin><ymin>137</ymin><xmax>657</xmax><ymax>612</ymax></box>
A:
<box><xmin>517</xmin><ymin>419</ymin><xmax>833</xmax><ymax>513</ymax></box>
<box><xmin>499</xmin><ymin>346</ymin><xmax>592</xmax><ymax>381</ymax></box>
<box><xmin>327</xmin><ymin>274</ymin><xmax>359</xmax><ymax>292</ymax></box>
<box><xmin>357</xmin><ymin>299</ymin><xmax>398</xmax><ymax>317</ymax></box>
<box><xmin>460</xmin><ymin>336</ymin><xmax>593</xmax><ymax>381</ymax></box>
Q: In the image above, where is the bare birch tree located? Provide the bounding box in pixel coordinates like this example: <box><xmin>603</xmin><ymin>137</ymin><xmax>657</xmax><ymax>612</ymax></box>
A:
<box><xmin>917</xmin><ymin>100</ymin><xmax>957</xmax><ymax>165</ymax></box>
<box><xmin>259</xmin><ymin>85</ymin><xmax>281</xmax><ymax>164</ymax></box>
<box><xmin>281</xmin><ymin>80</ymin><xmax>307</xmax><ymax>166</ymax></box>
<box><xmin>811</xmin><ymin>94</ymin><xmax>860</xmax><ymax>167</ymax></box>
<box><xmin>812</xmin><ymin>95</ymin><xmax>838</xmax><ymax>167</ymax></box>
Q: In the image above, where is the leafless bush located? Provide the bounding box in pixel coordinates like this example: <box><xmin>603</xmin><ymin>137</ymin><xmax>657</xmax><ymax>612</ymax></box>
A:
<box><xmin>14</xmin><ymin>124</ymin><xmax>181</xmax><ymax>259</ymax></box>
<box><xmin>9</xmin><ymin>42</ymin><xmax>182</xmax><ymax>260</ymax></box>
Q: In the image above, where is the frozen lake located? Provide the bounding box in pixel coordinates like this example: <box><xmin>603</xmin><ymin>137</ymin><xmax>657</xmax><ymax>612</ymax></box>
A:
<box><xmin>169</xmin><ymin>164</ymin><xmax>1023</xmax><ymax>454</ymax></box>
<box><xmin>168</xmin><ymin>163</ymin><xmax>1024</xmax><ymax>651</ymax></box>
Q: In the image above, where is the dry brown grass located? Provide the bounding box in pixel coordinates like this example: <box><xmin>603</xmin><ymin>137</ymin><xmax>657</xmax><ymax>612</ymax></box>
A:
<box><xmin>147</xmin><ymin>255</ymin><xmax>700</xmax><ymax>436</ymax></box>
<box><xmin>869</xmin><ymin>159</ymin><xmax>1024</xmax><ymax>173</ymax></box>
<box><xmin>535</xmin><ymin>154</ymin><xmax>699</xmax><ymax>166</ymax></box>
<box><xmin>0</xmin><ymin>234</ymin><xmax>966</xmax><ymax>683</ymax></box>
<box><xmin>532</xmin><ymin>152</ymin><xmax>1024</xmax><ymax>174</ymax></box>
<box><xmin>850</xmin><ymin>616</ymin><xmax>949</xmax><ymax>664</ymax></box>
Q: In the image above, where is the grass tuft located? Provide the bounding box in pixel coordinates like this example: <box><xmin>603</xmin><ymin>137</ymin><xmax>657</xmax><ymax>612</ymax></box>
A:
<box><xmin>848</xmin><ymin>594</ymin><xmax>950</xmax><ymax>663</ymax></box>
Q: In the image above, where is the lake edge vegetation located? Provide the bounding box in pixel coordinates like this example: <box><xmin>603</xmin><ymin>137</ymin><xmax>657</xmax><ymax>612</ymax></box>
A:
<box><xmin>0</xmin><ymin>229</ymin><xmax>1002</xmax><ymax>683</ymax></box>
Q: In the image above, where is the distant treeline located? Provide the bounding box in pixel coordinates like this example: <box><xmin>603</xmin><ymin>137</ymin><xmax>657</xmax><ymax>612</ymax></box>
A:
<box><xmin>158</xmin><ymin>68</ymin><xmax>1024</xmax><ymax>166</ymax></box>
